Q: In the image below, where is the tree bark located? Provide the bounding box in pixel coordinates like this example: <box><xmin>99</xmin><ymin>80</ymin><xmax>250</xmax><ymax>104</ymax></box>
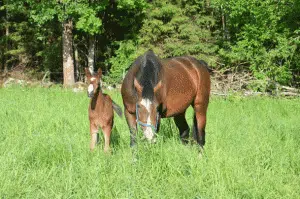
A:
<box><xmin>88</xmin><ymin>35</ymin><xmax>95</xmax><ymax>74</ymax></box>
<box><xmin>3</xmin><ymin>2</ymin><xmax>9</xmax><ymax>73</ymax></box>
<box><xmin>74</xmin><ymin>47</ymin><xmax>80</xmax><ymax>81</ymax></box>
<box><xmin>62</xmin><ymin>19</ymin><xmax>75</xmax><ymax>87</ymax></box>
<box><xmin>221</xmin><ymin>5</ymin><xmax>226</xmax><ymax>40</ymax></box>
<box><xmin>4</xmin><ymin>25</ymin><xmax>9</xmax><ymax>73</ymax></box>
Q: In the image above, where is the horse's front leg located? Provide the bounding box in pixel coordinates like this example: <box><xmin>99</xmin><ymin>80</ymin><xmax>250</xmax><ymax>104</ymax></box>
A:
<box><xmin>174</xmin><ymin>112</ymin><xmax>190</xmax><ymax>144</ymax></box>
<box><xmin>124</xmin><ymin>108</ymin><xmax>138</xmax><ymax>147</ymax></box>
<box><xmin>89</xmin><ymin>122</ymin><xmax>98</xmax><ymax>151</ymax></box>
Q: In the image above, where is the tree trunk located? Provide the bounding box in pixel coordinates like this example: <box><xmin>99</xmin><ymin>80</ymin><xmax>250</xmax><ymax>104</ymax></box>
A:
<box><xmin>88</xmin><ymin>35</ymin><xmax>95</xmax><ymax>74</ymax></box>
<box><xmin>221</xmin><ymin>5</ymin><xmax>226</xmax><ymax>40</ymax></box>
<box><xmin>62</xmin><ymin>19</ymin><xmax>75</xmax><ymax>87</ymax></box>
<box><xmin>4</xmin><ymin>4</ymin><xmax>9</xmax><ymax>73</ymax></box>
<box><xmin>74</xmin><ymin>46</ymin><xmax>80</xmax><ymax>81</ymax></box>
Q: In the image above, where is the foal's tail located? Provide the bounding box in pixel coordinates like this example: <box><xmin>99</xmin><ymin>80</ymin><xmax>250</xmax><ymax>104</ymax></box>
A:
<box><xmin>112</xmin><ymin>101</ymin><xmax>123</xmax><ymax>117</ymax></box>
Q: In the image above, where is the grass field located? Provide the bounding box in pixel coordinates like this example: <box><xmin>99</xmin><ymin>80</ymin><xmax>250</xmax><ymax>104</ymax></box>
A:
<box><xmin>0</xmin><ymin>86</ymin><xmax>299</xmax><ymax>198</ymax></box>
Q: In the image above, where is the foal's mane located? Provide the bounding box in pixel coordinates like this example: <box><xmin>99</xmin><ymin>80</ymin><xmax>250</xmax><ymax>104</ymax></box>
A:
<box><xmin>137</xmin><ymin>50</ymin><xmax>161</xmax><ymax>100</ymax></box>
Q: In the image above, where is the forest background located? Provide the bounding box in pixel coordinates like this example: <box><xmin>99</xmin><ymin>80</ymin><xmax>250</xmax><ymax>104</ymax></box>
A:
<box><xmin>1</xmin><ymin>0</ymin><xmax>299</xmax><ymax>91</ymax></box>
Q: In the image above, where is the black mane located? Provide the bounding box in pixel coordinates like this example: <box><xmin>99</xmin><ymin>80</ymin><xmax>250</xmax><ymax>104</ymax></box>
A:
<box><xmin>136</xmin><ymin>50</ymin><xmax>161</xmax><ymax>100</ymax></box>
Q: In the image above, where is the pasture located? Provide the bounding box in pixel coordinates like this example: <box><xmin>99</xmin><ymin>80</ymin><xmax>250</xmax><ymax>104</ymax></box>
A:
<box><xmin>0</xmin><ymin>86</ymin><xmax>299</xmax><ymax>198</ymax></box>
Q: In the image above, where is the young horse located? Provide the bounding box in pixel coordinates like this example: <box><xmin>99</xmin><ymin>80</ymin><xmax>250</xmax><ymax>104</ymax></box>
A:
<box><xmin>121</xmin><ymin>50</ymin><xmax>210</xmax><ymax>148</ymax></box>
<box><xmin>85</xmin><ymin>68</ymin><xmax>122</xmax><ymax>152</ymax></box>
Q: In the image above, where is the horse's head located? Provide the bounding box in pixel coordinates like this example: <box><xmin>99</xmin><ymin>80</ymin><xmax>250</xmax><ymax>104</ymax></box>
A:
<box><xmin>134</xmin><ymin>78</ymin><xmax>162</xmax><ymax>141</ymax></box>
<box><xmin>85</xmin><ymin>68</ymin><xmax>102</xmax><ymax>98</ymax></box>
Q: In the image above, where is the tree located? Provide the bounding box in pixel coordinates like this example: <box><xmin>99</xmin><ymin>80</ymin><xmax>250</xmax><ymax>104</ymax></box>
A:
<box><xmin>26</xmin><ymin>0</ymin><xmax>107</xmax><ymax>86</ymax></box>
<box><xmin>212</xmin><ymin>0</ymin><xmax>300</xmax><ymax>86</ymax></box>
<box><xmin>108</xmin><ymin>0</ymin><xmax>218</xmax><ymax>83</ymax></box>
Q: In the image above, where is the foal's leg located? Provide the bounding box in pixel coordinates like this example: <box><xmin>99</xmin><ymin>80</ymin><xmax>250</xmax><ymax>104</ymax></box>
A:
<box><xmin>174</xmin><ymin>112</ymin><xmax>190</xmax><ymax>144</ymax></box>
<box><xmin>193</xmin><ymin>104</ymin><xmax>208</xmax><ymax>148</ymax></box>
<box><xmin>102</xmin><ymin>124</ymin><xmax>112</xmax><ymax>153</ymax></box>
<box><xmin>90</xmin><ymin>123</ymin><xmax>98</xmax><ymax>151</ymax></box>
<box><xmin>124</xmin><ymin>108</ymin><xmax>138</xmax><ymax>147</ymax></box>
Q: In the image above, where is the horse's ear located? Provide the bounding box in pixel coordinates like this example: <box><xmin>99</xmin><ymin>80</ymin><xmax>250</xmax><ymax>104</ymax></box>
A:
<box><xmin>134</xmin><ymin>78</ymin><xmax>143</xmax><ymax>93</ymax></box>
<box><xmin>97</xmin><ymin>68</ymin><xmax>102</xmax><ymax>79</ymax></box>
<box><xmin>85</xmin><ymin>68</ymin><xmax>91</xmax><ymax>77</ymax></box>
<box><xmin>154</xmin><ymin>81</ymin><xmax>162</xmax><ymax>93</ymax></box>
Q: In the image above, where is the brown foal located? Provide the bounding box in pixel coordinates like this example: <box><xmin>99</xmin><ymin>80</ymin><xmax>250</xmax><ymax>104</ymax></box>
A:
<box><xmin>85</xmin><ymin>68</ymin><xmax>122</xmax><ymax>152</ymax></box>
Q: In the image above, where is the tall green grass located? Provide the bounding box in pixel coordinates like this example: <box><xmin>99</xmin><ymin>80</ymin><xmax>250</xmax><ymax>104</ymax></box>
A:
<box><xmin>0</xmin><ymin>86</ymin><xmax>299</xmax><ymax>198</ymax></box>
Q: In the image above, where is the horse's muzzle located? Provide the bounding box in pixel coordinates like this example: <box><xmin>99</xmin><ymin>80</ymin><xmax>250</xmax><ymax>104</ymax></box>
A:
<box><xmin>87</xmin><ymin>92</ymin><xmax>94</xmax><ymax>98</ymax></box>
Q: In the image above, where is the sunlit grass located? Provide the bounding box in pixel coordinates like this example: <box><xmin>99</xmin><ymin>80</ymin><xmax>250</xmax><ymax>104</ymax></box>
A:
<box><xmin>0</xmin><ymin>86</ymin><xmax>299</xmax><ymax>198</ymax></box>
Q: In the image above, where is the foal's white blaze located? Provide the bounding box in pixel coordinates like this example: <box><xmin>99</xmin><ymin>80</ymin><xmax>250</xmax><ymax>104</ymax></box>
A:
<box><xmin>88</xmin><ymin>84</ymin><xmax>94</xmax><ymax>93</ymax></box>
<box><xmin>140</xmin><ymin>98</ymin><xmax>155</xmax><ymax>140</ymax></box>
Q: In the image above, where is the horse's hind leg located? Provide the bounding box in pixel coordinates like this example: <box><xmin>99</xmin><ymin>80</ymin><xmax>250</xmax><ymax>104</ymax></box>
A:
<box><xmin>90</xmin><ymin>123</ymin><xmax>98</xmax><ymax>151</ymax></box>
<box><xmin>193</xmin><ymin>104</ymin><xmax>208</xmax><ymax>148</ymax></box>
<box><xmin>174</xmin><ymin>112</ymin><xmax>190</xmax><ymax>144</ymax></box>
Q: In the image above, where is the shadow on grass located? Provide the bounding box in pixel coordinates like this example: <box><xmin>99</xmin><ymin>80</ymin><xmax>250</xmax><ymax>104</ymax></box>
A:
<box><xmin>110</xmin><ymin>125</ymin><xmax>121</xmax><ymax>148</ymax></box>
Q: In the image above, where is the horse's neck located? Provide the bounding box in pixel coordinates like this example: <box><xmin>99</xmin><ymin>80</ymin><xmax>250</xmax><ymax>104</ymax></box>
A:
<box><xmin>90</xmin><ymin>88</ymin><xmax>104</xmax><ymax>110</ymax></box>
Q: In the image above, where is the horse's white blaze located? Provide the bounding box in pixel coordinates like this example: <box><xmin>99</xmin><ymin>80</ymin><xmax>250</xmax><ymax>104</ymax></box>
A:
<box><xmin>88</xmin><ymin>84</ymin><xmax>94</xmax><ymax>93</ymax></box>
<box><xmin>140</xmin><ymin>98</ymin><xmax>155</xmax><ymax>140</ymax></box>
<box><xmin>141</xmin><ymin>98</ymin><xmax>152</xmax><ymax>113</ymax></box>
<box><xmin>91</xmin><ymin>77</ymin><xmax>96</xmax><ymax>81</ymax></box>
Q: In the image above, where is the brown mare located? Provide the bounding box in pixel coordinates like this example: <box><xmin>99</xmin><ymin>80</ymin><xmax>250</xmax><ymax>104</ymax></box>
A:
<box><xmin>85</xmin><ymin>68</ymin><xmax>122</xmax><ymax>152</ymax></box>
<box><xmin>121</xmin><ymin>50</ymin><xmax>210</xmax><ymax>148</ymax></box>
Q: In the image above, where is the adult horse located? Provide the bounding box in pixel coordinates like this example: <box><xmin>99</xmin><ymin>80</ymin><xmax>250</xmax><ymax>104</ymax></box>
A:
<box><xmin>121</xmin><ymin>50</ymin><xmax>210</xmax><ymax>148</ymax></box>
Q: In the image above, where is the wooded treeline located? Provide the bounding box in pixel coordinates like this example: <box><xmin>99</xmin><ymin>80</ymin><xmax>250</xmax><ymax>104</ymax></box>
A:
<box><xmin>0</xmin><ymin>0</ymin><xmax>299</xmax><ymax>88</ymax></box>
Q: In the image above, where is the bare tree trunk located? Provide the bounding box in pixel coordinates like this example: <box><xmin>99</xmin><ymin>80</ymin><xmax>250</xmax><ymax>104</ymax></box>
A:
<box><xmin>62</xmin><ymin>19</ymin><xmax>75</xmax><ymax>87</ymax></box>
<box><xmin>74</xmin><ymin>46</ymin><xmax>80</xmax><ymax>81</ymax></box>
<box><xmin>4</xmin><ymin>3</ymin><xmax>9</xmax><ymax>73</ymax></box>
<box><xmin>88</xmin><ymin>35</ymin><xmax>95</xmax><ymax>74</ymax></box>
<box><xmin>221</xmin><ymin>5</ymin><xmax>226</xmax><ymax>40</ymax></box>
<box><xmin>4</xmin><ymin>25</ymin><xmax>9</xmax><ymax>73</ymax></box>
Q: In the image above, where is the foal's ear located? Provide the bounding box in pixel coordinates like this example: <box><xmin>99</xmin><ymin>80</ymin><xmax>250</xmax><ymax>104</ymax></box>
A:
<box><xmin>85</xmin><ymin>68</ymin><xmax>91</xmax><ymax>77</ymax></box>
<box><xmin>134</xmin><ymin>78</ymin><xmax>143</xmax><ymax>93</ymax></box>
<box><xmin>97</xmin><ymin>68</ymin><xmax>102</xmax><ymax>79</ymax></box>
<box><xmin>154</xmin><ymin>81</ymin><xmax>162</xmax><ymax>93</ymax></box>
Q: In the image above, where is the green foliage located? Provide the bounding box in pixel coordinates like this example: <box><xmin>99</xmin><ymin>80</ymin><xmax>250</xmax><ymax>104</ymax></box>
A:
<box><xmin>106</xmin><ymin>40</ymin><xmax>142</xmax><ymax>84</ymax></box>
<box><xmin>107</xmin><ymin>0</ymin><xmax>218</xmax><ymax>83</ymax></box>
<box><xmin>212</xmin><ymin>0</ymin><xmax>300</xmax><ymax>86</ymax></box>
<box><xmin>75</xmin><ymin>8</ymin><xmax>102</xmax><ymax>35</ymax></box>
<box><xmin>1</xmin><ymin>87</ymin><xmax>300</xmax><ymax>198</ymax></box>
<box><xmin>139</xmin><ymin>0</ymin><xmax>217</xmax><ymax>62</ymax></box>
<box><xmin>1</xmin><ymin>0</ymin><xmax>300</xmax><ymax>88</ymax></box>
<box><xmin>27</xmin><ymin>0</ymin><xmax>108</xmax><ymax>35</ymax></box>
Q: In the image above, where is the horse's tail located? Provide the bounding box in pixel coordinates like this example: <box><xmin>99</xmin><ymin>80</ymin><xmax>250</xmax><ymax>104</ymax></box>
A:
<box><xmin>197</xmin><ymin>59</ymin><xmax>214</xmax><ymax>74</ymax></box>
<box><xmin>112</xmin><ymin>101</ymin><xmax>123</xmax><ymax>117</ymax></box>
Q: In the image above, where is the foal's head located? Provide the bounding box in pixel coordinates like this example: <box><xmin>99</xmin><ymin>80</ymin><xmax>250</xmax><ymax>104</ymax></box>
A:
<box><xmin>85</xmin><ymin>68</ymin><xmax>102</xmax><ymax>98</ymax></box>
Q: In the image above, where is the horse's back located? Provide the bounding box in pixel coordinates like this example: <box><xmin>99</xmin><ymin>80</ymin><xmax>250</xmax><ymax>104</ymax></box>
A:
<box><xmin>161</xmin><ymin>56</ymin><xmax>210</xmax><ymax>90</ymax></box>
<box><xmin>162</xmin><ymin>56</ymin><xmax>209</xmax><ymax>72</ymax></box>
